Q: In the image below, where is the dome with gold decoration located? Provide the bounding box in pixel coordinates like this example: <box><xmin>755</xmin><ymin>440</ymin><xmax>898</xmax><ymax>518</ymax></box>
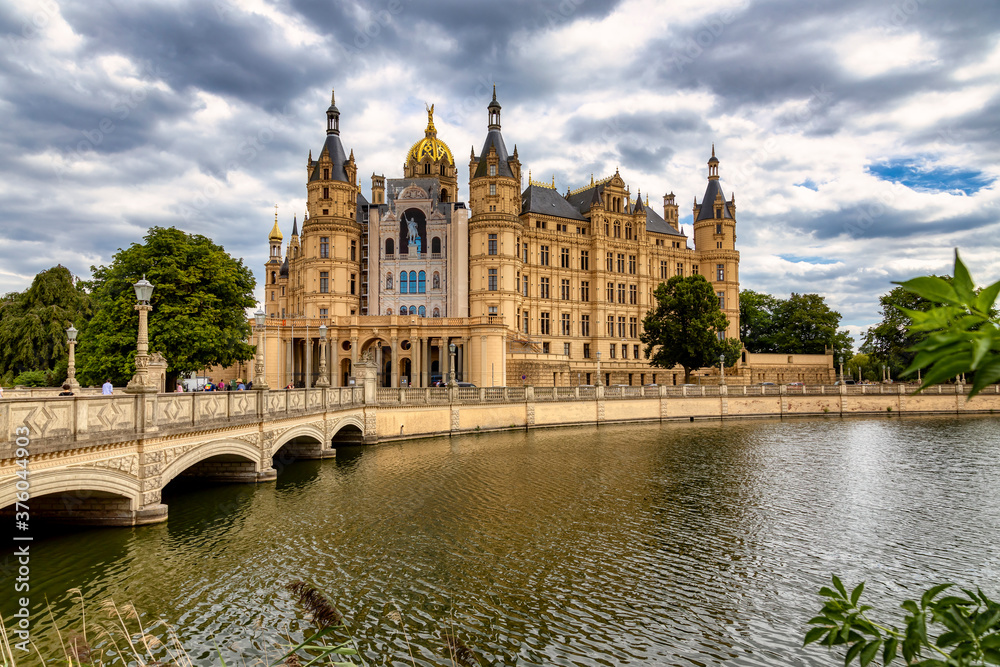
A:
<box><xmin>406</xmin><ymin>104</ymin><xmax>455</xmax><ymax>166</ymax></box>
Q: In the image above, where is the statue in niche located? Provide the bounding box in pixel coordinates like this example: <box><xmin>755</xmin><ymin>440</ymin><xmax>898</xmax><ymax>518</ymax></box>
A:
<box><xmin>405</xmin><ymin>214</ymin><xmax>419</xmax><ymax>246</ymax></box>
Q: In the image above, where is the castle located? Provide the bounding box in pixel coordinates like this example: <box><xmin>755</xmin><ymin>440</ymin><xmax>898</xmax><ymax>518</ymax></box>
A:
<box><xmin>259</xmin><ymin>89</ymin><xmax>826</xmax><ymax>388</ymax></box>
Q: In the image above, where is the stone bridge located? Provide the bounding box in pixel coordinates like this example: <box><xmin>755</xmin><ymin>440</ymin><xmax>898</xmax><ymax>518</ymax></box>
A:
<box><xmin>3</xmin><ymin>372</ymin><xmax>998</xmax><ymax>526</ymax></box>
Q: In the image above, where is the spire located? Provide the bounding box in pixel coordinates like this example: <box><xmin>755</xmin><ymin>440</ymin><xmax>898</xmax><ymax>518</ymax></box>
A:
<box><xmin>291</xmin><ymin>214</ymin><xmax>298</xmax><ymax>236</ymax></box>
<box><xmin>424</xmin><ymin>102</ymin><xmax>436</xmax><ymax>135</ymax></box>
<box><xmin>304</xmin><ymin>206</ymin><xmax>308</xmax><ymax>221</ymax></box>
<box><xmin>708</xmin><ymin>143</ymin><xmax>719</xmax><ymax>179</ymax></box>
<box><xmin>326</xmin><ymin>88</ymin><xmax>340</xmax><ymax>135</ymax></box>
<box><xmin>487</xmin><ymin>85</ymin><xmax>501</xmax><ymax>130</ymax></box>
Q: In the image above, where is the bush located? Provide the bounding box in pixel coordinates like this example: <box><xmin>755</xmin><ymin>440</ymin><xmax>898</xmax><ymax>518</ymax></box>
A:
<box><xmin>12</xmin><ymin>369</ymin><xmax>50</xmax><ymax>387</ymax></box>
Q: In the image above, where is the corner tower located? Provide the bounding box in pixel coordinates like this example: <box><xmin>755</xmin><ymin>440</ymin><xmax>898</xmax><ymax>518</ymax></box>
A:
<box><xmin>692</xmin><ymin>145</ymin><xmax>739</xmax><ymax>337</ymax></box>
<box><xmin>468</xmin><ymin>87</ymin><xmax>522</xmax><ymax>328</ymax></box>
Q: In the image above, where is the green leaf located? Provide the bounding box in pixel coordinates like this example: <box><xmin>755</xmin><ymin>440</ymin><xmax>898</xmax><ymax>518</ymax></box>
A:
<box><xmin>884</xmin><ymin>637</ymin><xmax>898</xmax><ymax>665</ymax></box>
<box><xmin>985</xmin><ymin>647</ymin><xmax>1000</xmax><ymax>665</ymax></box>
<box><xmin>976</xmin><ymin>279</ymin><xmax>1000</xmax><ymax>314</ymax></box>
<box><xmin>969</xmin><ymin>355</ymin><xmax>1000</xmax><ymax>398</ymax></box>
<box><xmin>845</xmin><ymin>639</ymin><xmax>866</xmax><ymax>665</ymax></box>
<box><xmin>951</xmin><ymin>250</ymin><xmax>976</xmax><ymax>305</ymax></box>
<box><xmin>851</xmin><ymin>582</ymin><xmax>865</xmax><ymax>606</ymax></box>
<box><xmin>895</xmin><ymin>276</ymin><xmax>960</xmax><ymax>306</ymax></box>
<box><xmin>833</xmin><ymin>575</ymin><xmax>849</xmax><ymax>600</ymax></box>
<box><xmin>805</xmin><ymin>626</ymin><xmax>829</xmax><ymax>645</ymax></box>
<box><xmin>860</xmin><ymin>638</ymin><xmax>881</xmax><ymax>667</ymax></box>
<box><xmin>820</xmin><ymin>587</ymin><xmax>842</xmax><ymax>599</ymax></box>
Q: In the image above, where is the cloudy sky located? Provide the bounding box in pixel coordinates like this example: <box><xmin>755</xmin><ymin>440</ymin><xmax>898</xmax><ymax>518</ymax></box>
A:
<box><xmin>2</xmin><ymin>0</ymin><xmax>998</xmax><ymax>342</ymax></box>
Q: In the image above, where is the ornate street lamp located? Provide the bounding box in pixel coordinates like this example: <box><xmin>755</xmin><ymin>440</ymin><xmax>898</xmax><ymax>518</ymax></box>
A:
<box><xmin>719</xmin><ymin>353</ymin><xmax>726</xmax><ymax>385</ymax></box>
<box><xmin>839</xmin><ymin>355</ymin><xmax>844</xmax><ymax>385</ymax></box>
<box><xmin>125</xmin><ymin>275</ymin><xmax>157</xmax><ymax>393</ymax></box>
<box><xmin>315</xmin><ymin>323</ymin><xmax>330</xmax><ymax>387</ymax></box>
<box><xmin>447</xmin><ymin>342</ymin><xmax>458</xmax><ymax>387</ymax></box>
<box><xmin>66</xmin><ymin>325</ymin><xmax>80</xmax><ymax>392</ymax></box>
<box><xmin>253</xmin><ymin>309</ymin><xmax>270</xmax><ymax>390</ymax></box>
<box><xmin>596</xmin><ymin>350</ymin><xmax>603</xmax><ymax>386</ymax></box>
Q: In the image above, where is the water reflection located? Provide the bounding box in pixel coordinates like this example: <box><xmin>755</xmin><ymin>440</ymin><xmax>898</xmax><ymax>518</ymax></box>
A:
<box><xmin>2</xmin><ymin>416</ymin><xmax>999</xmax><ymax>665</ymax></box>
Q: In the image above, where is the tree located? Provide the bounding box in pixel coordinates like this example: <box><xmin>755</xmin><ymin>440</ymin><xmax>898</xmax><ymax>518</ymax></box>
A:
<box><xmin>641</xmin><ymin>274</ymin><xmax>730</xmax><ymax>383</ymax></box>
<box><xmin>860</xmin><ymin>284</ymin><xmax>937</xmax><ymax>378</ymax></box>
<box><xmin>739</xmin><ymin>289</ymin><xmax>780</xmax><ymax>352</ymax></box>
<box><xmin>0</xmin><ymin>265</ymin><xmax>93</xmax><ymax>385</ymax></box>
<box><xmin>77</xmin><ymin>227</ymin><xmax>256</xmax><ymax>388</ymax></box>
<box><xmin>770</xmin><ymin>293</ymin><xmax>854</xmax><ymax>357</ymax></box>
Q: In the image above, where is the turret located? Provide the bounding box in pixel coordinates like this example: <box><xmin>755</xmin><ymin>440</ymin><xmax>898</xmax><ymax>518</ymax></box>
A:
<box><xmin>371</xmin><ymin>173</ymin><xmax>385</xmax><ymax>205</ymax></box>
<box><xmin>663</xmin><ymin>192</ymin><xmax>679</xmax><ymax>231</ymax></box>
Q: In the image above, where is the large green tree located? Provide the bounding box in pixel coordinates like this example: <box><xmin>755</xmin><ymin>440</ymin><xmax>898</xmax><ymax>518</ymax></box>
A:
<box><xmin>641</xmin><ymin>274</ymin><xmax>734</xmax><ymax>383</ymax></box>
<box><xmin>738</xmin><ymin>289</ymin><xmax>780</xmax><ymax>353</ymax></box>
<box><xmin>77</xmin><ymin>227</ymin><xmax>256</xmax><ymax>388</ymax></box>
<box><xmin>0</xmin><ymin>265</ymin><xmax>93</xmax><ymax>385</ymax></box>
<box><xmin>769</xmin><ymin>293</ymin><xmax>853</xmax><ymax>357</ymax></box>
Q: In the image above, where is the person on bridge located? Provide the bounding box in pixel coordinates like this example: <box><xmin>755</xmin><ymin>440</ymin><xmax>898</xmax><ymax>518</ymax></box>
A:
<box><xmin>205</xmin><ymin>379</ymin><xmax>214</xmax><ymax>391</ymax></box>
<box><xmin>58</xmin><ymin>383</ymin><xmax>73</xmax><ymax>397</ymax></box>
<box><xmin>102</xmin><ymin>379</ymin><xmax>113</xmax><ymax>395</ymax></box>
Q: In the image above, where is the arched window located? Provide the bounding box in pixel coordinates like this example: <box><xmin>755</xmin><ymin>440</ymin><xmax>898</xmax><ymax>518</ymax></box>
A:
<box><xmin>424</xmin><ymin>163</ymin><xmax>430</xmax><ymax>174</ymax></box>
<box><xmin>625</xmin><ymin>222</ymin><xmax>633</xmax><ymax>240</ymax></box>
<box><xmin>432</xmin><ymin>272</ymin><xmax>440</xmax><ymax>289</ymax></box>
<box><xmin>386</xmin><ymin>308</ymin><xmax>392</xmax><ymax>315</ymax></box>
<box><xmin>400</xmin><ymin>306</ymin><xmax>407</xmax><ymax>315</ymax></box>
<box><xmin>271</xmin><ymin>271</ymin><xmax>276</xmax><ymax>284</ymax></box>
<box><xmin>440</xmin><ymin>188</ymin><xmax>448</xmax><ymax>202</ymax></box>
<box><xmin>408</xmin><ymin>305</ymin><xmax>416</xmax><ymax>315</ymax></box>
<box><xmin>432</xmin><ymin>237</ymin><xmax>441</xmax><ymax>253</ymax></box>
<box><xmin>614</xmin><ymin>220</ymin><xmax>621</xmax><ymax>237</ymax></box>
<box><xmin>418</xmin><ymin>305</ymin><xmax>426</xmax><ymax>317</ymax></box>
<box><xmin>385</xmin><ymin>238</ymin><xmax>394</xmax><ymax>255</ymax></box>
<box><xmin>409</xmin><ymin>271</ymin><xmax>417</xmax><ymax>293</ymax></box>
<box><xmin>386</xmin><ymin>273</ymin><xmax>393</xmax><ymax>289</ymax></box>
<box><xmin>418</xmin><ymin>271</ymin><xmax>426</xmax><ymax>293</ymax></box>
<box><xmin>400</xmin><ymin>272</ymin><xmax>408</xmax><ymax>294</ymax></box>
<box><xmin>440</xmin><ymin>164</ymin><xmax>446</xmax><ymax>176</ymax></box>
<box><xmin>433</xmin><ymin>307</ymin><xmax>440</xmax><ymax>317</ymax></box>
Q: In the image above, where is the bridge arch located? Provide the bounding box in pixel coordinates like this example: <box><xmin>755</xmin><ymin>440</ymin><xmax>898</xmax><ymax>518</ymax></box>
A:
<box><xmin>0</xmin><ymin>467</ymin><xmax>142</xmax><ymax>512</ymax></box>
<box><xmin>331</xmin><ymin>417</ymin><xmax>366</xmax><ymax>445</ymax></box>
<box><xmin>161</xmin><ymin>438</ymin><xmax>271</xmax><ymax>486</ymax></box>
<box><xmin>270</xmin><ymin>424</ymin><xmax>326</xmax><ymax>457</ymax></box>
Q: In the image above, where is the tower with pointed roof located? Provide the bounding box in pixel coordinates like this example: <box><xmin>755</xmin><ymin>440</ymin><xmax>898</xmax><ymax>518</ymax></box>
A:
<box><xmin>692</xmin><ymin>145</ymin><xmax>740</xmax><ymax>336</ymax></box>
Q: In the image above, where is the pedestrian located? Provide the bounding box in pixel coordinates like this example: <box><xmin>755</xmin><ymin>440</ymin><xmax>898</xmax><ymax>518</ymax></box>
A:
<box><xmin>205</xmin><ymin>379</ymin><xmax>214</xmax><ymax>391</ymax></box>
<box><xmin>246</xmin><ymin>380</ymin><xmax>253</xmax><ymax>391</ymax></box>
<box><xmin>58</xmin><ymin>383</ymin><xmax>74</xmax><ymax>397</ymax></box>
<box><xmin>0</xmin><ymin>385</ymin><xmax>4</xmax><ymax>399</ymax></box>
<box><xmin>237</xmin><ymin>380</ymin><xmax>246</xmax><ymax>390</ymax></box>
<box><xmin>176</xmin><ymin>381</ymin><xmax>184</xmax><ymax>392</ymax></box>
<box><xmin>102</xmin><ymin>379</ymin><xmax>113</xmax><ymax>395</ymax></box>
<box><xmin>218</xmin><ymin>381</ymin><xmax>225</xmax><ymax>392</ymax></box>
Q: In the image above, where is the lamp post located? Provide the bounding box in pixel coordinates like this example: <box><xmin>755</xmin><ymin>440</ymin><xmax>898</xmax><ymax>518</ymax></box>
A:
<box><xmin>596</xmin><ymin>350</ymin><xmax>603</xmax><ymax>386</ymax></box>
<box><xmin>447</xmin><ymin>342</ymin><xmax>458</xmax><ymax>387</ymax></box>
<box><xmin>66</xmin><ymin>325</ymin><xmax>80</xmax><ymax>392</ymax></box>
<box><xmin>125</xmin><ymin>275</ymin><xmax>157</xmax><ymax>394</ymax></box>
<box><xmin>839</xmin><ymin>355</ymin><xmax>844</xmax><ymax>385</ymax></box>
<box><xmin>315</xmin><ymin>324</ymin><xmax>330</xmax><ymax>387</ymax></box>
<box><xmin>719</xmin><ymin>353</ymin><xmax>726</xmax><ymax>385</ymax></box>
<box><xmin>253</xmin><ymin>309</ymin><xmax>269</xmax><ymax>390</ymax></box>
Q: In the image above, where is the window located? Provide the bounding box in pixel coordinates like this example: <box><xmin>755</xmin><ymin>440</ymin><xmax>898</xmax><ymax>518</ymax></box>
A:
<box><xmin>717</xmin><ymin>291</ymin><xmax>725</xmax><ymax>309</ymax></box>
<box><xmin>523</xmin><ymin>243</ymin><xmax>529</xmax><ymax>263</ymax></box>
<box><xmin>629</xmin><ymin>317</ymin><xmax>638</xmax><ymax>338</ymax></box>
<box><xmin>614</xmin><ymin>220</ymin><xmax>621</xmax><ymax>237</ymax></box>
<box><xmin>281</xmin><ymin>286</ymin><xmax>285</xmax><ymax>296</ymax></box>
<box><xmin>580</xmin><ymin>250</ymin><xmax>589</xmax><ymax>270</ymax></box>
<box><xmin>270</xmin><ymin>290</ymin><xmax>274</xmax><ymax>301</ymax></box>
<box><xmin>418</xmin><ymin>271</ymin><xmax>426</xmax><ymax>293</ymax></box>
<box><xmin>717</xmin><ymin>242</ymin><xmax>723</xmax><ymax>249</ymax></box>
<box><xmin>580</xmin><ymin>281</ymin><xmax>589</xmax><ymax>301</ymax></box>
<box><xmin>386</xmin><ymin>273</ymin><xmax>393</xmax><ymax>289</ymax></box>
<box><xmin>523</xmin><ymin>310</ymin><xmax>529</xmax><ymax>334</ymax></box>
<box><xmin>488</xmin><ymin>233</ymin><xmax>497</xmax><ymax>255</ymax></box>
<box><xmin>542</xmin><ymin>342</ymin><xmax>550</xmax><ymax>354</ymax></box>
<box><xmin>432</xmin><ymin>237</ymin><xmax>441</xmax><ymax>254</ymax></box>
<box><xmin>320</xmin><ymin>308</ymin><xmax>328</xmax><ymax>317</ymax></box>
<box><xmin>716</xmin><ymin>223</ymin><xmax>722</xmax><ymax>234</ymax></box>
<box><xmin>618</xmin><ymin>283</ymin><xmax>626</xmax><ymax>304</ymax></box>
<box><xmin>409</xmin><ymin>271</ymin><xmax>417</xmax><ymax>294</ymax></box>
<box><xmin>606</xmin><ymin>282</ymin><xmax>614</xmax><ymax>303</ymax></box>
<box><xmin>424</xmin><ymin>163</ymin><xmax>430</xmax><ymax>174</ymax></box>
<box><xmin>629</xmin><ymin>255</ymin><xmax>636</xmax><ymax>274</ymax></box>
<box><xmin>715</xmin><ymin>209</ymin><xmax>721</xmax><ymax>219</ymax></box>
<box><xmin>607</xmin><ymin>315</ymin><xmax>614</xmax><ymax>337</ymax></box>
<box><xmin>622</xmin><ymin>343</ymin><xmax>628</xmax><ymax>359</ymax></box>
<box><xmin>490</xmin><ymin>183</ymin><xmax>496</xmax><ymax>196</ymax></box>
<box><xmin>522</xmin><ymin>274</ymin><xmax>529</xmax><ymax>296</ymax></box>
<box><xmin>560</xmin><ymin>247</ymin><xmax>570</xmax><ymax>267</ymax></box>
<box><xmin>433</xmin><ymin>272</ymin><xmax>440</xmax><ymax>289</ymax></box>
<box><xmin>323</xmin><ymin>168</ymin><xmax>329</xmax><ymax>180</ymax></box>
<box><xmin>401</xmin><ymin>272</ymin><xmax>408</xmax><ymax>294</ymax></box>
<box><xmin>271</xmin><ymin>271</ymin><xmax>276</xmax><ymax>284</ymax></box>
<box><xmin>489</xmin><ymin>305</ymin><xmax>498</xmax><ymax>315</ymax></box>
<box><xmin>660</xmin><ymin>260</ymin><xmax>668</xmax><ymax>279</ymax></box>
<box><xmin>419</xmin><ymin>305</ymin><xmax>426</xmax><ymax>317</ymax></box>
<box><xmin>490</xmin><ymin>164</ymin><xmax>497</xmax><ymax>176</ymax></box>
<box><xmin>540</xmin><ymin>277</ymin><xmax>550</xmax><ymax>299</ymax></box>
<box><xmin>610</xmin><ymin>344</ymin><xmax>616</xmax><ymax>359</ymax></box>
<box><xmin>605</xmin><ymin>221</ymin><xmax>610</xmax><ymax>235</ymax></box>
<box><xmin>629</xmin><ymin>284</ymin><xmax>637</xmax><ymax>305</ymax></box>
<box><xmin>560</xmin><ymin>279</ymin><xmax>570</xmax><ymax>300</ymax></box>
<box><xmin>581</xmin><ymin>314</ymin><xmax>590</xmax><ymax>337</ymax></box>
<box><xmin>540</xmin><ymin>312</ymin><xmax>551</xmax><ymax>334</ymax></box>
<box><xmin>350</xmin><ymin>274</ymin><xmax>356</xmax><ymax>295</ymax></box>
<box><xmin>320</xmin><ymin>271</ymin><xmax>329</xmax><ymax>293</ymax></box>
<box><xmin>625</xmin><ymin>222</ymin><xmax>633</xmax><ymax>240</ymax></box>
<box><xmin>488</xmin><ymin>268</ymin><xmax>498</xmax><ymax>291</ymax></box>
<box><xmin>323</xmin><ymin>187</ymin><xmax>329</xmax><ymax>198</ymax></box>
<box><xmin>717</xmin><ymin>264</ymin><xmax>725</xmax><ymax>281</ymax></box>
<box><xmin>676</xmin><ymin>262</ymin><xmax>683</xmax><ymax>276</ymax></box>
<box><xmin>617</xmin><ymin>253</ymin><xmax>625</xmax><ymax>273</ymax></box>
<box><xmin>561</xmin><ymin>313</ymin><xmax>571</xmax><ymax>335</ymax></box>
<box><xmin>320</xmin><ymin>237</ymin><xmax>329</xmax><ymax>258</ymax></box>
<box><xmin>583</xmin><ymin>343</ymin><xmax>591</xmax><ymax>358</ymax></box>
<box><xmin>433</xmin><ymin>307</ymin><xmax>440</xmax><ymax>317</ymax></box>
<box><xmin>386</xmin><ymin>238</ymin><xmax>394</xmax><ymax>255</ymax></box>
<box><xmin>351</xmin><ymin>240</ymin><xmax>356</xmax><ymax>261</ymax></box>
<box><xmin>409</xmin><ymin>305</ymin><xmax>416</xmax><ymax>315</ymax></box>
<box><xmin>618</xmin><ymin>316</ymin><xmax>626</xmax><ymax>338</ymax></box>
<box><xmin>564</xmin><ymin>342</ymin><xmax>571</xmax><ymax>356</ymax></box>
<box><xmin>693</xmin><ymin>264</ymin><xmax>699</xmax><ymax>275</ymax></box>
<box><xmin>633</xmin><ymin>344</ymin><xmax>639</xmax><ymax>359</ymax></box>
<box><xmin>540</xmin><ymin>245</ymin><xmax>549</xmax><ymax>266</ymax></box>
<box><xmin>606</xmin><ymin>253</ymin><xmax>613</xmax><ymax>272</ymax></box>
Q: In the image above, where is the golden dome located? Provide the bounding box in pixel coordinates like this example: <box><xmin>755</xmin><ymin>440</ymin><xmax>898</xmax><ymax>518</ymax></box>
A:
<box><xmin>406</xmin><ymin>104</ymin><xmax>455</xmax><ymax>166</ymax></box>
<box><xmin>268</xmin><ymin>209</ymin><xmax>283</xmax><ymax>242</ymax></box>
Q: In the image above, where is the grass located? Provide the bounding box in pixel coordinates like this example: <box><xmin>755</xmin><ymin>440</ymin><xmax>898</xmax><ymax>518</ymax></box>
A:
<box><xmin>1</xmin><ymin>583</ymin><xmax>481</xmax><ymax>667</ymax></box>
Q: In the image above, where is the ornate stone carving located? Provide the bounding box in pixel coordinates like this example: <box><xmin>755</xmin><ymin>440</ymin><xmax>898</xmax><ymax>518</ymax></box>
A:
<box><xmin>597</xmin><ymin>401</ymin><xmax>605</xmax><ymax>421</ymax></box>
<box><xmin>450</xmin><ymin>407</ymin><xmax>460</xmax><ymax>431</ymax></box>
<box><xmin>526</xmin><ymin>405</ymin><xmax>535</xmax><ymax>426</ymax></box>
<box><xmin>89</xmin><ymin>454</ymin><xmax>139</xmax><ymax>477</ymax></box>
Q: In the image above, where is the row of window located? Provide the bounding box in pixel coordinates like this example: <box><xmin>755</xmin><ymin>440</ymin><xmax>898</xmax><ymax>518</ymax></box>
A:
<box><xmin>386</xmin><ymin>271</ymin><xmax>441</xmax><ymax>293</ymax></box>
<box><xmin>317</xmin><ymin>237</ymin><xmax>357</xmax><ymax>261</ymax></box>
<box><xmin>386</xmin><ymin>305</ymin><xmax>441</xmax><ymax>317</ymax></box>
<box><xmin>519</xmin><ymin>311</ymin><xmax>640</xmax><ymax>338</ymax></box>
<box><xmin>318</xmin><ymin>271</ymin><xmax>356</xmax><ymax>295</ymax></box>
<box><xmin>385</xmin><ymin>237</ymin><xmax>443</xmax><ymax>255</ymax></box>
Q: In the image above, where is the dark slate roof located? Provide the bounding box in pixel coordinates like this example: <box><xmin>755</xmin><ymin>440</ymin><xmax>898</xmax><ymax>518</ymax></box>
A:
<box><xmin>695</xmin><ymin>179</ymin><xmax>734</xmax><ymax>221</ymax></box>
<box><xmin>473</xmin><ymin>129</ymin><xmax>514</xmax><ymax>178</ymax></box>
<box><xmin>309</xmin><ymin>133</ymin><xmax>350</xmax><ymax>183</ymax></box>
<box><xmin>521</xmin><ymin>184</ymin><xmax>586</xmax><ymax>221</ymax></box>
<box><xmin>644</xmin><ymin>206</ymin><xmax>686</xmax><ymax>238</ymax></box>
<box><xmin>633</xmin><ymin>194</ymin><xmax>645</xmax><ymax>213</ymax></box>
<box><xmin>566</xmin><ymin>183</ymin><xmax>606</xmax><ymax>215</ymax></box>
<box><xmin>291</xmin><ymin>215</ymin><xmax>298</xmax><ymax>236</ymax></box>
<box><xmin>356</xmin><ymin>192</ymin><xmax>368</xmax><ymax>224</ymax></box>
<box><xmin>279</xmin><ymin>256</ymin><xmax>289</xmax><ymax>277</ymax></box>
